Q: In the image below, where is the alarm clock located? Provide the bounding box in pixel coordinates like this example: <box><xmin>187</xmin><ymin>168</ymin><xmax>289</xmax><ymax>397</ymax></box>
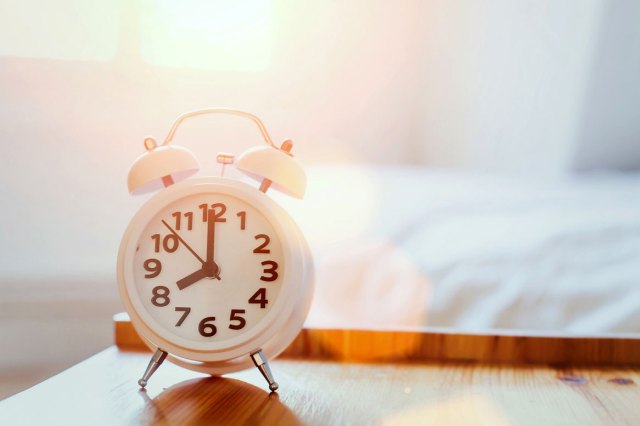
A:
<box><xmin>117</xmin><ymin>109</ymin><xmax>314</xmax><ymax>391</ymax></box>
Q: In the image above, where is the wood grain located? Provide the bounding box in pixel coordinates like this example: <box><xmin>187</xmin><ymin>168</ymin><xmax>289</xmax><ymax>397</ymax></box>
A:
<box><xmin>1</xmin><ymin>347</ymin><xmax>639</xmax><ymax>425</ymax></box>
<box><xmin>114</xmin><ymin>313</ymin><xmax>640</xmax><ymax>366</ymax></box>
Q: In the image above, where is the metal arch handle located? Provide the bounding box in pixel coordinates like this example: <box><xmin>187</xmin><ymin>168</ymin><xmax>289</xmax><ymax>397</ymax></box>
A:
<box><xmin>160</xmin><ymin>108</ymin><xmax>277</xmax><ymax>148</ymax></box>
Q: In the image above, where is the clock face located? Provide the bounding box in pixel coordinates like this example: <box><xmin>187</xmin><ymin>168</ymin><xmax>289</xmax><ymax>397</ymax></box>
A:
<box><xmin>131</xmin><ymin>191</ymin><xmax>284</xmax><ymax>348</ymax></box>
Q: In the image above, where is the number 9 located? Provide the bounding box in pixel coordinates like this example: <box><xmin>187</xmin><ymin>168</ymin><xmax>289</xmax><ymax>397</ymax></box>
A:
<box><xmin>144</xmin><ymin>258</ymin><xmax>162</xmax><ymax>278</ymax></box>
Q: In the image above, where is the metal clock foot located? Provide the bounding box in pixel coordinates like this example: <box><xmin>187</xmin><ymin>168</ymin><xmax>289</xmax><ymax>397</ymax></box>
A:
<box><xmin>138</xmin><ymin>348</ymin><xmax>168</xmax><ymax>388</ymax></box>
<box><xmin>251</xmin><ymin>349</ymin><xmax>279</xmax><ymax>392</ymax></box>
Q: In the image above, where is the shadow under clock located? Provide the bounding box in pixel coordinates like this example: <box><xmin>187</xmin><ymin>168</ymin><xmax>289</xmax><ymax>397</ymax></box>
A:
<box><xmin>138</xmin><ymin>376</ymin><xmax>301</xmax><ymax>425</ymax></box>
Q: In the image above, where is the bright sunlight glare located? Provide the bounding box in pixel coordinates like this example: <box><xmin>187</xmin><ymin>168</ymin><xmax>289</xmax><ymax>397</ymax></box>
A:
<box><xmin>140</xmin><ymin>0</ymin><xmax>273</xmax><ymax>71</ymax></box>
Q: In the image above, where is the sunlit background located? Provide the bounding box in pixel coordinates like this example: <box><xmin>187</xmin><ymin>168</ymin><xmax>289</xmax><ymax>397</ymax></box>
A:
<box><xmin>1</xmin><ymin>0</ymin><xmax>639</xmax><ymax>398</ymax></box>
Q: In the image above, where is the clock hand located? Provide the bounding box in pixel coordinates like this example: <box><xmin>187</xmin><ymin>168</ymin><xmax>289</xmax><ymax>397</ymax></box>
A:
<box><xmin>176</xmin><ymin>269</ymin><xmax>208</xmax><ymax>290</ymax></box>
<box><xmin>161</xmin><ymin>220</ymin><xmax>205</xmax><ymax>264</ymax></box>
<box><xmin>204</xmin><ymin>209</ymin><xmax>221</xmax><ymax>280</ymax></box>
<box><xmin>206</xmin><ymin>209</ymin><xmax>216</xmax><ymax>263</ymax></box>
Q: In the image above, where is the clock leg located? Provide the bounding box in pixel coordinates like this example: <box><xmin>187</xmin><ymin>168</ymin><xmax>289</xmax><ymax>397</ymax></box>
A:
<box><xmin>250</xmin><ymin>349</ymin><xmax>279</xmax><ymax>392</ymax></box>
<box><xmin>138</xmin><ymin>348</ymin><xmax>168</xmax><ymax>388</ymax></box>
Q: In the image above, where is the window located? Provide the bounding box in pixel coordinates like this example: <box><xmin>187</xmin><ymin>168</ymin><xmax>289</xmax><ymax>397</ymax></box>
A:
<box><xmin>140</xmin><ymin>0</ymin><xmax>273</xmax><ymax>71</ymax></box>
<box><xmin>0</xmin><ymin>0</ymin><xmax>273</xmax><ymax>71</ymax></box>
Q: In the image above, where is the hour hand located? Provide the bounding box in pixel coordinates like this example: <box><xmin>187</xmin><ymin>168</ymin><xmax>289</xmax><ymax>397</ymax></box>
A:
<box><xmin>176</xmin><ymin>269</ymin><xmax>208</xmax><ymax>291</ymax></box>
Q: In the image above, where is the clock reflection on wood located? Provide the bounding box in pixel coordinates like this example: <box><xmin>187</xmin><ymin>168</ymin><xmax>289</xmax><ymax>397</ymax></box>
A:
<box><xmin>138</xmin><ymin>377</ymin><xmax>301</xmax><ymax>425</ymax></box>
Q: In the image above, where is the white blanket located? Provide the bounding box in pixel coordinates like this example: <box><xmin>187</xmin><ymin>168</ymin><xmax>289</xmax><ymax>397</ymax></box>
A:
<box><xmin>278</xmin><ymin>166</ymin><xmax>640</xmax><ymax>333</ymax></box>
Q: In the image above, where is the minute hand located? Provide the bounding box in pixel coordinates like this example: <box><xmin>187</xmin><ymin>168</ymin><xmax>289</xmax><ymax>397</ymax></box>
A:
<box><xmin>206</xmin><ymin>209</ymin><xmax>216</xmax><ymax>263</ymax></box>
<box><xmin>161</xmin><ymin>220</ymin><xmax>205</xmax><ymax>264</ymax></box>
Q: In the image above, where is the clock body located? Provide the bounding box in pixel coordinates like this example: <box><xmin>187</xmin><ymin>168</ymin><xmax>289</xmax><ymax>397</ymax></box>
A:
<box><xmin>117</xmin><ymin>177</ymin><xmax>313</xmax><ymax>375</ymax></box>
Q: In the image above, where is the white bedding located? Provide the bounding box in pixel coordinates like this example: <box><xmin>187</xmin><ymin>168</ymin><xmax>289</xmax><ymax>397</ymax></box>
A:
<box><xmin>280</xmin><ymin>166</ymin><xmax>640</xmax><ymax>333</ymax></box>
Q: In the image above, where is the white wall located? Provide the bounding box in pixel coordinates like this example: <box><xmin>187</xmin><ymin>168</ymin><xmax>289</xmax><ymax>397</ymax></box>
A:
<box><xmin>418</xmin><ymin>0</ymin><xmax>605</xmax><ymax>175</ymax></box>
<box><xmin>573</xmin><ymin>0</ymin><xmax>640</xmax><ymax>171</ymax></box>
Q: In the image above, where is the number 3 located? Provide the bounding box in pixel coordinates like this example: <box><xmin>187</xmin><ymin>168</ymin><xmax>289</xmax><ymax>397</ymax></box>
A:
<box><xmin>260</xmin><ymin>261</ymin><xmax>278</xmax><ymax>282</ymax></box>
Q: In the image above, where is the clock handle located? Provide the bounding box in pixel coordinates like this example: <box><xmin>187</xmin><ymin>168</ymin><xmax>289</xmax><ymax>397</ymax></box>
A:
<box><xmin>161</xmin><ymin>108</ymin><xmax>306</xmax><ymax>199</ymax></box>
<box><xmin>138</xmin><ymin>348</ymin><xmax>168</xmax><ymax>388</ymax></box>
<box><xmin>251</xmin><ymin>349</ymin><xmax>279</xmax><ymax>392</ymax></box>
<box><xmin>161</xmin><ymin>108</ymin><xmax>277</xmax><ymax>148</ymax></box>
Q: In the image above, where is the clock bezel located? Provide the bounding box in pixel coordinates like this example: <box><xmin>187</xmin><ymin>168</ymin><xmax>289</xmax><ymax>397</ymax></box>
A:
<box><xmin>117</xmin><ymin>177</ymin><xmax>305</xmax><ymax>363</ymax></box>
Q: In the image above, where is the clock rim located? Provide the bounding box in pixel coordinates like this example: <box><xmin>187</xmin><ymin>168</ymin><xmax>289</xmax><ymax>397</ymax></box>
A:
<box><xmin>117</xmin><ymin>177</ymin><xmax>310</xmax><ymax>363</ymax></box>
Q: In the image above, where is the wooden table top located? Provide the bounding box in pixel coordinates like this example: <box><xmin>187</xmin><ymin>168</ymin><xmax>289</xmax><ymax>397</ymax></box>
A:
<box><xmin>1</xmin><ymin>345</ymin><xmax>639</xmax><ymax>425</ymax></box>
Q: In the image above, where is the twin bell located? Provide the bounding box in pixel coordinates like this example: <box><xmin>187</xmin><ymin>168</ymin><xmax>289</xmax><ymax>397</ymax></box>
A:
<box><xmin>126</xmin><ymin>109</ymin><xmax>306</xmax><ymax>199</ymax></box>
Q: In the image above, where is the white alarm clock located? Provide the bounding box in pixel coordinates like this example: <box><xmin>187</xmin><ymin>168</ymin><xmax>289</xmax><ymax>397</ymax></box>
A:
<box><xmin>117</xmin><ymin>109</ymin><xmax>314</xmax><ymax>391</ymax></box>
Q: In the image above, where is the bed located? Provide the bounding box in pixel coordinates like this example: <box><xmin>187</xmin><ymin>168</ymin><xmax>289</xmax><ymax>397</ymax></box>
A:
<box><xmin>283</xmin><ymin>165</ymin><xmax>640</xmax><ymax>333</ymax></box>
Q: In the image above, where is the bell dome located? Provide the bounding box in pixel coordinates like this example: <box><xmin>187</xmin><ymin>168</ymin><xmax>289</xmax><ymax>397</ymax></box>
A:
<box><xmin>236</xmin><ymin>145</ymin><xmax>306</xmax><ymax>199</ymax></box>
<box><xmin>127</xmin><ymin>140</ymin><xmax>200</xmax><ymax>195</ymax></box>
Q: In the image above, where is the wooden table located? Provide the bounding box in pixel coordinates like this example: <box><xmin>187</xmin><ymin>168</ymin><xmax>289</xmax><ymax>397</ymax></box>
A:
<box><xmin>2</xmin><ymin>316</ymin><xmax>640</xmax><ymax>425</ymax></box>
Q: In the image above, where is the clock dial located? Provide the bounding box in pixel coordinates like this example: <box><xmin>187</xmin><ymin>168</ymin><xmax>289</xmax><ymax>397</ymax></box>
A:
<box><xmin>132</xmin><ymin>192</ymin><xmax>284</xmax><ymax>346</ymax></box>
